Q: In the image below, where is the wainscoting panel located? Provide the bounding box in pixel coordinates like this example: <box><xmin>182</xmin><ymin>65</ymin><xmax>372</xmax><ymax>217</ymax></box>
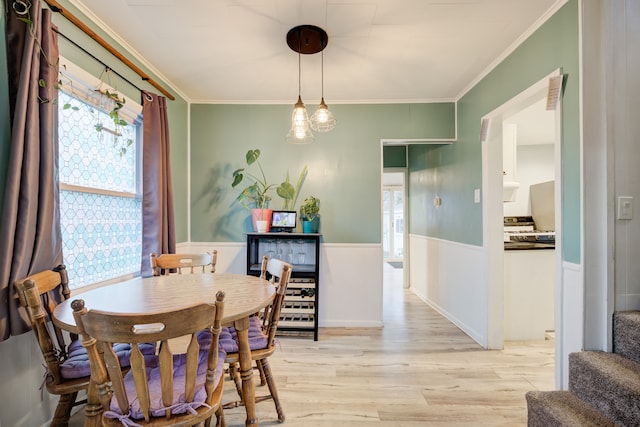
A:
<box><xmin>181</xmin><ymin>241</ymin><xmax>384</xmax><ymax>328</ymax></box>
<box><xmin>409</xmin><ymin>234</ymin><xmax>487</xmax><ymax>347</ymax></box>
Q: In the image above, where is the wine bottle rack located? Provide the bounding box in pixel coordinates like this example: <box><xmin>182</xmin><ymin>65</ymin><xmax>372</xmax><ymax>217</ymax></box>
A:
<box><xmin>246</xmin><ymin>232</ymin><xmax>320</xmax><ymax>340</ymax></box>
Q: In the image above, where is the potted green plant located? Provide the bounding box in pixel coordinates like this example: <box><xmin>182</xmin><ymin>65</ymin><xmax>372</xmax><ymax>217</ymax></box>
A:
<box><xmin>232</xmin><ymin>149</ymin><xmax>274</xmax><ymax>231</ymax></box>
<box><xmin>300</xmin><ymin>196</ymin><xmax>320</xmax><ymax>233</ymax></box>
<box><xmin>232</xmin><ymin>149</ymin><xmax>296</xmax><ymax>232</ymax></box>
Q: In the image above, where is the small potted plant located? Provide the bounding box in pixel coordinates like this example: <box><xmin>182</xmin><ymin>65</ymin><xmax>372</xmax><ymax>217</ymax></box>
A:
<box><xmin>300</xmin><ymin>196</ymin><xmax>320</xmax><ymax>233</ymax></box>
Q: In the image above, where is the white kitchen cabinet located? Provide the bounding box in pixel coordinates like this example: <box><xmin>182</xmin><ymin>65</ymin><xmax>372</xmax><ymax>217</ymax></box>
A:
<box><xmin>503</xmin><ymin>123</ymin><xmax>520</xmax><ymax>202</ymax></box>
<box><xmin>503</xmin><ymin>249</ymin><xmax>555</xmax><ymax>340</ymax></box>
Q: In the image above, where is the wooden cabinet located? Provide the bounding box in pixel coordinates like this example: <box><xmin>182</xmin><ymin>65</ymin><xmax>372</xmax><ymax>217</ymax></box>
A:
<box><xmin>246</xmin><ymin>232</ymin><xmax>320</xmax><ymax>340</ymax></box>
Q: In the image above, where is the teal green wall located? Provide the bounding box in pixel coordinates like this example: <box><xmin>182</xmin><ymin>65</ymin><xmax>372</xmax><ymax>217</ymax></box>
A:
<box><xmin>408</xmin><ymin>143</ymin><xmax>459</xmax><ymax>237</ymax></box>
<box><xmin>408</xmin><ymin>0</ymin><xmax>580</xmax><ymax>262</ymax></box>
<box><xmin>190</xmin><ymin>103</ymin><xmax>455</xmax><ymax>243</ymax></box>
<box><xmin>383</xmin><ymin>146</ymin><xmax>407</xmax><ymax>168</ymax></box>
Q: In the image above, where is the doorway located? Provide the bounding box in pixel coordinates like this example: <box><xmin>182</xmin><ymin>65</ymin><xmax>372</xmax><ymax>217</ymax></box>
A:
<box><xmin>383</xmin><ymin>171</ymin><xmax>408</xmax><ymax>288</ymax></box>
<box><xmin>482</xmin><ymin>69</ymin><xmax>563</xmax><ymax>385</ymax></box>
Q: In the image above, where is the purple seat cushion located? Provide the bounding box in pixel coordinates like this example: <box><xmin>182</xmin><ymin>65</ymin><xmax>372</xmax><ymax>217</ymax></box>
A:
<box><xmin>59</xmin><ymin>340</ymin><xmax>156</xmax><ymax>380</ymax></box>
<box><xmin>217</xmin><ymin>316</ymin><xmax>269</xmax><ymax>354</ymax></box>
<box><xmin>107</xmin><ymin>346</ymin><xmax>226</xmax><ymax>421</ymax></box>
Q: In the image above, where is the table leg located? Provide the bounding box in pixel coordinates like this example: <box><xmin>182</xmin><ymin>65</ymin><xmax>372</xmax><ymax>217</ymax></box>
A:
<box><xmin>234</xmin><ymin>317</ymin><xmax>258</xmax><ymax>427</ymax></box>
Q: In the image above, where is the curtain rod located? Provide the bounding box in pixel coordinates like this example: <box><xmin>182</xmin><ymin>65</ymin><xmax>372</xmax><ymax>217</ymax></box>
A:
<box><xmin>55</xmin><ymin>29</ymin><xmax>144</xmax><ymax>95</ymax></box>
<box><xmin>43</xmin><ymin>0</ymin><xmax>176</xmax><ymax>101</ymax></box>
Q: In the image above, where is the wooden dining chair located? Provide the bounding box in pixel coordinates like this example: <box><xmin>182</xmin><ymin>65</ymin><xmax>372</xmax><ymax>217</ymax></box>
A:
<box><xmin>71</xmin><ymin>291</ymin><xmax>227</xmax><ymax>427</ymax></box>
<box><xmin>14</xmin><ymin>265</ymin><xmax>157</xmax><ymax>427</ymax></box>
<box><xmin>221</xmin><ymin>258</ymin><xmax>292</xmax><ymax>422</ymax></box>
<box><xmin>150</xmin><ymin>250</ymin><xmax>218</xmax><ymax>276</ymax></box>
<box><xmin>14</xmin><ymin>265</ymin><xmax>89</xmax><ymax>426</ymax></box>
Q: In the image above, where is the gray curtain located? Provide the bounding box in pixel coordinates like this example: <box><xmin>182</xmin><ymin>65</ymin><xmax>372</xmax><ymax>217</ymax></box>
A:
<box><xmin>0</xmin><ymin>0</ymin><xmax>62</xmax><ymax>340</ymax></box>
<box><xmin>140</xmin><ymin>91</ymin><xmax>175</xmax><ymax>277</ymax></box>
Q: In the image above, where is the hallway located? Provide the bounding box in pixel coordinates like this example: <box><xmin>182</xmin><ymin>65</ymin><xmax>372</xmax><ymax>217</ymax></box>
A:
<box><xmin>70</xmin><ymin>262</ymin><xmax>555</xmax><ymax>426</ymax></box>
<box><xmin>219</xmin><ymin>262</ymin><xmax>555</xmax><ymax>426</ymax></box>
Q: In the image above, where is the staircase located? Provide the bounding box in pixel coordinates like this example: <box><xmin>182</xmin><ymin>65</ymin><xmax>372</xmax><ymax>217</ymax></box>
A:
<box><xmin>526</xmin><ymin>311</ymin><xmax>640</xmax><ymax>426</ymax></box>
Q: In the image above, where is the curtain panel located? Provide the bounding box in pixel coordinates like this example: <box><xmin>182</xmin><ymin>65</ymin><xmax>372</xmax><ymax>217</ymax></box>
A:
<box><xmin>0</xmin><ymin>0</ymin><xmax>62</xmax><ymax>340</ymax></box>
<box><xmin>141</xmin><ymin>91</ymin><xmax>175</xmax><ymax>277</ymax></box>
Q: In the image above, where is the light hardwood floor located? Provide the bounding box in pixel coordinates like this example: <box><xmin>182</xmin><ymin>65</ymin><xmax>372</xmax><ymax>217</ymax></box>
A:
<box><xmin>70</xmin><ymin>262</ymin><xmax>554</xmax><ymax>426</ymax></box>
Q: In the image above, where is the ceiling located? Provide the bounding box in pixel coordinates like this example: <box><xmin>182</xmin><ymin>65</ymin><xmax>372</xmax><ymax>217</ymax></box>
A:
<box><xmin>504</xmin><ymin>97</ymin><xmax>556</xmax><ymax>146</ymax></box>
<box><xmin>70</xmin><ymin>0</ymin><xmax>562</xmax><ymax>104</ymax></box>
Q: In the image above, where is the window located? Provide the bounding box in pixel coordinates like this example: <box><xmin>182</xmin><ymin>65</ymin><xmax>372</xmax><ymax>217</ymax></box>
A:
<box><xmin>57</xmin><ymin>59</ymin><xmax>143</xmax><ymax>290</ymax></box>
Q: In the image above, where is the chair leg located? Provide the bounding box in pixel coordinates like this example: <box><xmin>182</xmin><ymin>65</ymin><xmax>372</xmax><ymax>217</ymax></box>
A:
<box><xmin>51</xmin><ymin>392</ymin><xmax>78</xmax><ymax>427</ymax></box>
<box><xmin>215</xmin><ymin>406</ymin><xmax>226</xmax><ymax>427</ymax></box>
<box><xmin>228</xmin><ymin>362</ymin><xmax>243</xmax><ymax>399</ymax></box>
<box><xmin>205</xmin><ymin>406</ymin><xmax>225</xmax><ymax>427</ymax></box>
<box><xmin>256</xmin><ymin>360</ymin><xmax>267</xmax><ymax>386</ymax></box>
<box><xmin>258</xmin><ymin>359</ymin><xmax>285</xmax><ymax>423</ymax></box>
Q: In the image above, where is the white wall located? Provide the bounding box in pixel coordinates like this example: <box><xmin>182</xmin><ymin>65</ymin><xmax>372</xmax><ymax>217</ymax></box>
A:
<box><xmin>611</xmin><ymin>0</ymin><xmax>640</xmax><ymax>311</ymax></box>
<box><xmin>503</xmin><ymin>144</ymin><xmax>555</xmax><ymax>217</ymax></box>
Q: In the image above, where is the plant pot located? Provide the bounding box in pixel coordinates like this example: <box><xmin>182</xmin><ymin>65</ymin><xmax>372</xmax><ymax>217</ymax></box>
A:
<box><xmin>302</xmin><ymin>217</ymin><xmax>319</xmax><ymax>233</ymax></box>
<box><xmin>256</xmin><ymin>220</ymin><xmax>268</xmax><ymax>233</ymax></box>
<box><xmin>251</xmin><ymin>208</ymin><xmax>273</xmax><ymax>232</ymax></box>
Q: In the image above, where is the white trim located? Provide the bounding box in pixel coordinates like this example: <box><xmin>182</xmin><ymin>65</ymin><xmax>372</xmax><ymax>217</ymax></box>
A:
<box><xmin>382</xmin><ymin>139</ymin><xmax>454</xmax><ymax>145</ymax></box>
<box><xmin>190</xmin><ymin>97</ymin><xmax>458</xmax><ymax>105</ymax></box>
<box><xmin>481</xmin><ymin>69</ymin><xmax>567</xmax><ymax>373</ymax></box>
<box><xmin>60</xmin><ymin>183</ymin><xmax>137</xmax><ymax>199</ymax></box>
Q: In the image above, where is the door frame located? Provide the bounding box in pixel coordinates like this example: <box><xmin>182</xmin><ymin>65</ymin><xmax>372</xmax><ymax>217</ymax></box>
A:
<box><xmin>383</xmin><ymin>168</ymin><xmax>409</xmax><ymax>288</ymax></box>
<box><xmin>481</xmin><ymin>70</ymin><xmax>564</xmax><ymax>382</ymax></box>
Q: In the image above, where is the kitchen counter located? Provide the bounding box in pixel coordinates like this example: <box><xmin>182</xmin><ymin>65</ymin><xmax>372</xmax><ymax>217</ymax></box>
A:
<box><xmin>504</xmin><ymin>242</ymin><xmax>555</xmax><ymax>250</ymax></box>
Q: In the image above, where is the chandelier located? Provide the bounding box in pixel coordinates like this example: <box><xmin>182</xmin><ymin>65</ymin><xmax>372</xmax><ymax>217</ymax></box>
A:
<box><xmin>285</xmin><ymin>25</ymin><xmax>336</xmax><ymax>144</ymax></box>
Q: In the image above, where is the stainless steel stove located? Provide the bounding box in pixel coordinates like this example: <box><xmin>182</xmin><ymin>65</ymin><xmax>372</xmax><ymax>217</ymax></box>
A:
<box><xmin>504</xmin><ymin>216</ymin><xmax>555</xmax><ymax>249</ymax></box>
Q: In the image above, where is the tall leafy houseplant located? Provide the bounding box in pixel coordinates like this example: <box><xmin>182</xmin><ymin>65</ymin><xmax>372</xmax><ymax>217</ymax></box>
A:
<box><xmin>232</xmin><ymin>149</ymin><xmax>274</xmax><ymax>232</ymax></box>
<box><xmin>232</xmin><ymin>149</ymin><xmax>296</xmax><ymax>231</ymax></box>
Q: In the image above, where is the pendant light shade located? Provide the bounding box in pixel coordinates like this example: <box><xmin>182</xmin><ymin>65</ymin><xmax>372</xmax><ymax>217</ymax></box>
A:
<box><xmin>310</xmin><ymin>50</ymin><xmax>336</xmax><ymax>132</ymax></box>
<box><xmin>286</xmin><ymin>26</ymin><xmax>314</xmax><ymax>144</ymax></box>
<box><xmin>286</xmin><ymin>96</ymin><xmax>315</xmax><ymax>144</ymax></box>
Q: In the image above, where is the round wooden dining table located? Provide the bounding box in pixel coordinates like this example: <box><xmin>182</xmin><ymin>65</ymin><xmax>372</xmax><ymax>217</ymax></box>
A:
<box><xmin>53</xmin><ymin>273</ymin><xmax>276</xmax><ymax>427</ymax></box>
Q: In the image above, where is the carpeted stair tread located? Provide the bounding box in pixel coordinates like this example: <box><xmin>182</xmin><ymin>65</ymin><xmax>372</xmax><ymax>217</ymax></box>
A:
<box><xmin>526</xmin><ymin>390</ymin><xmax>615</xmax><ymax>426</ymax></box>
<box><xmin>569</xmin><ymin>351</ymin><xmax>640</xmax><ymax>426</ymax></box>
<box><xmin>613</xmin><ymin>311</ymin><xmax>640</xmax><ymax>364</ymax></box>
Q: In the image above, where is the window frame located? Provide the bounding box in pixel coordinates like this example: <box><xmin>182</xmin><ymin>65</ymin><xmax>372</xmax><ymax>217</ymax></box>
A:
<box><xmin>57</xmin><ymin>56</ymin><xmax>144</xmax><ymax>290</ymax></box>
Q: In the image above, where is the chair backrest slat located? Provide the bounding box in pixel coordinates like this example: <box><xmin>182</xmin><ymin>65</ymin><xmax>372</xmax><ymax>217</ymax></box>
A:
<box><xmin>150</xmin><ymin>251</ymin><xmax>218</xmax><ymax>276</ymax></box>
<box><xmin>259</xmin><ymin>258</ymin><xmax>292</xmax><ymax>339</ymax></box>
<box><xmin>103</xmin><ymin>341</ymin><xmax>129</xmax><ymax>415</ymax></box>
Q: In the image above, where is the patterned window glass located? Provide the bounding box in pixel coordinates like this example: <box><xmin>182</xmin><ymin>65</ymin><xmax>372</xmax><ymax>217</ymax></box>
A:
<box><xmin>58</xmin><ymin>90</ymin><xmax>142</xmax><ymax>289</ymax></box>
